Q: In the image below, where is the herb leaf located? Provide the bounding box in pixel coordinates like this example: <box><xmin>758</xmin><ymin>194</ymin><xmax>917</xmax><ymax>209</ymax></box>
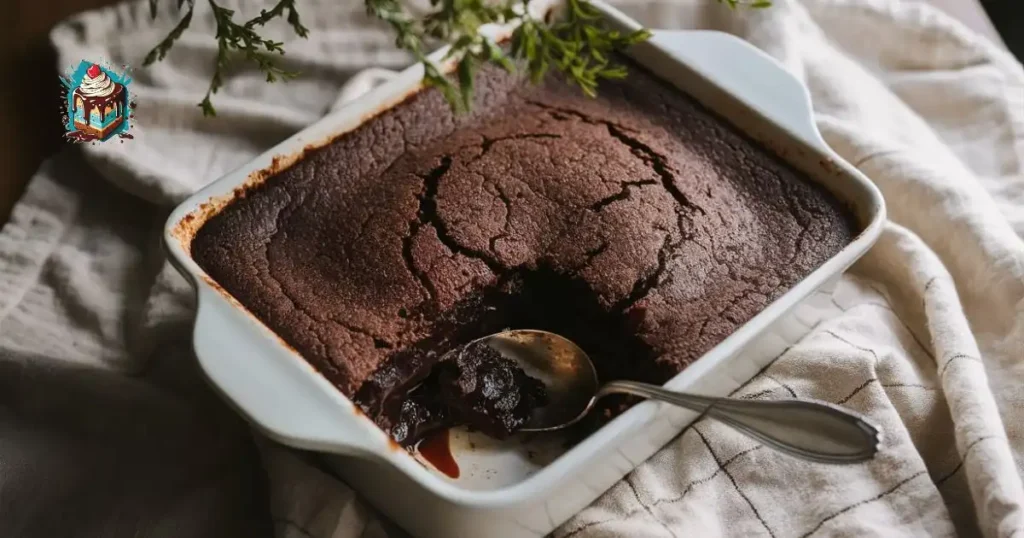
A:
<box><xmin>144</xmin><ymin>0</ymin><xmax>195</xmax><ymax>65</ymax></box>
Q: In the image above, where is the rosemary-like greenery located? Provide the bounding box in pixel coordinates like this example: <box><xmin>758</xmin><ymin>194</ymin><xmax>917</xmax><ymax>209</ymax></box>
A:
<box><xmin>144</xmin><ymin>0</ymin><xmax>767</xmax><ymax>116</ymax></box>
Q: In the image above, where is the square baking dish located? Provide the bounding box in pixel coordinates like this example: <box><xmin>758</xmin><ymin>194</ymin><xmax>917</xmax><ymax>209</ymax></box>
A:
<box><xmin>164</xmin><ymin>1</ymin><xmax>886</xmax><ymax>536</ymax></box>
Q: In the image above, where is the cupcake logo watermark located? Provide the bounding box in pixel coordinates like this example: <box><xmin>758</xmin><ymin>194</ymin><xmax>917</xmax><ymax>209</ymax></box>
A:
<box><xmin>60</xmin><ymin>60</ymin><xmax>136</xmax><ymax>143</ymax></box>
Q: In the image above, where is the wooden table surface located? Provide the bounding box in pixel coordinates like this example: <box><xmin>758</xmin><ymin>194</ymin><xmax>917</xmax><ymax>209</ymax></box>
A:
<box><xmin>1</xmin><ymin>0</ymin><xmax>1016</xmax><ymax>226</ymax></box>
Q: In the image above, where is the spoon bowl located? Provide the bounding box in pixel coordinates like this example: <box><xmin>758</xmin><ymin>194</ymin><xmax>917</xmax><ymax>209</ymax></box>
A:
<box><xmin>479</xmin><ymin>329</ymin><xmax>599</xmax><ymax>432</ymax></box>
<box><xmin>475</xmin><ymin>329</ymin><xmax>882</xmax><ymax>464</ymax></box>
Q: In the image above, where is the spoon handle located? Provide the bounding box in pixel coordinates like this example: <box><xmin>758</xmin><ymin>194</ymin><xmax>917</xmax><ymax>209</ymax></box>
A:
<box><xmin>598</xmin><ymin>381</ymin><xmax>882</xmax><ymax>464</ymax></box>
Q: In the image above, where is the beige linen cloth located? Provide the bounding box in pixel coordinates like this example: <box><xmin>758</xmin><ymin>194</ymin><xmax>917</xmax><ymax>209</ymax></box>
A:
<box><xmin>2</xmin><ymin>0</ymin><xmax>1021</xmax><ymax>536</ymax></box>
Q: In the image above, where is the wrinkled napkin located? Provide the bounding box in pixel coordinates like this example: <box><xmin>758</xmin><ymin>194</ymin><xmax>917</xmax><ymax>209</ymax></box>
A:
<box><xmin>0</xmin><ymin>0</ymin><xmax>1021</xmax><ymax>536</ymax></box>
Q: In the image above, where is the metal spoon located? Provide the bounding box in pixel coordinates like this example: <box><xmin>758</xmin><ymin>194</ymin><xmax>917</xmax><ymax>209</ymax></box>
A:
<box><xmin>479</xmin><ymin>329</ymin><xmax>882</xmax><ymax>464</ymax></box>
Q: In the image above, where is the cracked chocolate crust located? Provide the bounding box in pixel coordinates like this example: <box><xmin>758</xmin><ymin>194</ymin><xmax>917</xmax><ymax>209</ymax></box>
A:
<box><xmin>191</xmin><ymin>57</ymin><xmax>856</xmax><ymax>434</ymax></box>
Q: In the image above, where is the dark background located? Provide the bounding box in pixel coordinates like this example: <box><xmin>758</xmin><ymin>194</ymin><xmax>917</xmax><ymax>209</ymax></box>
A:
<box><xmin>2</xmin><ymin>0</ymin><xmax>1021</xmax><ymax>226</ymax></box>
<box><xmin>986</xmin><ymin>0</ymin><xmax>1023</xmax><ymax>53</ymax></box>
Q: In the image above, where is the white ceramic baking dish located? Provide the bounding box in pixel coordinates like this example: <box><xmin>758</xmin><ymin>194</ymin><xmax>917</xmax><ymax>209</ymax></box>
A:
<box><xmin>164</xmin><ymin>1</ymin><xmax>886</xmax><ymax>536</ymax></box>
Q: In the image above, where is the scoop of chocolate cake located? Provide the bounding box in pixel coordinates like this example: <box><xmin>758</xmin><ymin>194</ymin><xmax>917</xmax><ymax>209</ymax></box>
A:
<box><xmin>386</xmin><ymin>339</ymin><xmax>548</xmax><ymax>446</ymax></box>
<box><xmin>436</xmin><ymin>340</ymin><xmax>548</xmax><ymax>439</ymax></box>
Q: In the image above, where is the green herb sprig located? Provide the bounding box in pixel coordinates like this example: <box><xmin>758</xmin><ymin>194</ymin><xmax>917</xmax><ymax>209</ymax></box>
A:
<box><xmin>145</xmin><ymin>0</ymin><xmax>309</xmax><ymax>116</ymax></box>
<box><xmin>144</xmin><ymin>0</ymin><xmax>767</xmax><ymax>116</ymax></box>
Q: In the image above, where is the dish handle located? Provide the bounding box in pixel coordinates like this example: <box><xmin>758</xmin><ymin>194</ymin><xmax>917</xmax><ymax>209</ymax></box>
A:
<box><xmin>647</xmin><ymin>29</ymin><xmax>827</xmax><ymax>152</ymax></box>
<box><xmin>192</xmin><ymin>286</ymin><xmax>380</xmax><ymax>456</ymax></box>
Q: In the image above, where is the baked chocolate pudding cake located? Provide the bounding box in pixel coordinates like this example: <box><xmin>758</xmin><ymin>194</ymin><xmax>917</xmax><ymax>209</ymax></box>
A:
<box><xmin>191</xmin><ymin>57</ymin><xmax>857</xmax><ymax>448</ymax></box>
